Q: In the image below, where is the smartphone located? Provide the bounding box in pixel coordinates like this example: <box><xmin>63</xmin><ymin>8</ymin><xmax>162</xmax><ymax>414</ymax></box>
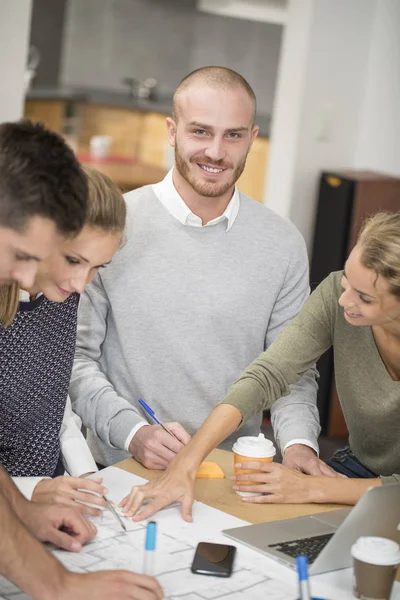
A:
<box><xmin>191</xmin><ymin>542</ymin><xmax>236</xmax><ymax>577</ymax></box>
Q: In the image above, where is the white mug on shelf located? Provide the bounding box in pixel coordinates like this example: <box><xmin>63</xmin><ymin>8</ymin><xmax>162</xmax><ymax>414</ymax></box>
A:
<box><xmin>90</xmin><ymin>135</ymin><xmax>112</xmax><ymax>160</ymax></box>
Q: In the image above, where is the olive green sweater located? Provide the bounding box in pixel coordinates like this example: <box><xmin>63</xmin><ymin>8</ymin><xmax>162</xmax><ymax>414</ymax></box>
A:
<box><xmin>222</xmin><ymin>272</ymin><xmax>400</xmax><ymax>483</ymax></box>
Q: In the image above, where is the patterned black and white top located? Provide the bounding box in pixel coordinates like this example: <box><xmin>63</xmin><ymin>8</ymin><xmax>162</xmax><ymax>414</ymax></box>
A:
<box><xmin>0</xmin><ymin>293</ymin><xmax>79</xmax><ymax>477</ymax></box>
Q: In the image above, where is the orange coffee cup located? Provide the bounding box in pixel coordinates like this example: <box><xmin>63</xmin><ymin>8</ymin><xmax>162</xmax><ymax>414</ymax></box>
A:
<box><xmin>232</xmin><ymin>433</ymin><xmax>276</xmax><ymax>496</ymax></box>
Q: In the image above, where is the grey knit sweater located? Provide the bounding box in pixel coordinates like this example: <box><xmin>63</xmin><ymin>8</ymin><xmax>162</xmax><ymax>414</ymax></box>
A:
<box><xmin>70</xmin><ymin>186</ymin><xmax>318</xmax><ymax>466</ymax></box>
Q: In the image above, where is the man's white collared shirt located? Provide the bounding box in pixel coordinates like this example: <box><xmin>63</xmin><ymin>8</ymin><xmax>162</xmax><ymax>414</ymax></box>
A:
<box><xmin>152</xmin><ymin>168</ymin><xmax>240</xmax><ymax>231</ymax></box>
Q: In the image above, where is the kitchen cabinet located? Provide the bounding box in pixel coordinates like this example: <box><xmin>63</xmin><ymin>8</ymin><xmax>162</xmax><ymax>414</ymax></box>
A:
<box><xmin>79</xmin><ymin>104</ymin><xmax>143</xmax><ymax>158</ymax></box>
<box><xmin>24</xmin><ymin>100</ymin><xmax>65</xmax><ymax>133</ymax></box>
<box><xmin>237</xmin><ymin>136</ymin><xmax>269</xmax><ymax>202</ymax></box>
<box><xmin>24</xmin><ymin>98</ymin><xmax>269</xmax><ymax>202</ymax></box>
<box><xmin>136</xmin><ymin>112</ymin><xmax>169</xmax><ymax>168</ymax></box>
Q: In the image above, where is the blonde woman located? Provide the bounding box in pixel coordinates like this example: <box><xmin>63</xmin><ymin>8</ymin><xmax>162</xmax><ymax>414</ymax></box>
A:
<box><xmin>120</xmin><ymin>211</ymin><xmax>400</xmax><ymax>520</ymax></box>
<box><xmin>0</xmin><ymin>167</ymin><xmax>126</xmax><ymax>514</ymax></box>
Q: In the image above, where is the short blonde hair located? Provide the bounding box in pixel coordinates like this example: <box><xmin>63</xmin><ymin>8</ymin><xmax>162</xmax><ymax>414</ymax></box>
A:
<box><xmin>358</xmin><ymin>211</ymin><xmax>400</xmax><ymax>298</ymax></box>
<box><xmin>0</xmin><ymin>166</ymin><xmax>126</xmax><ymax>327</ymax></box>
<box><xmin>173</xmin><ymin>66</ymin><xmax>257</xmax><ymax>125</ymax></box>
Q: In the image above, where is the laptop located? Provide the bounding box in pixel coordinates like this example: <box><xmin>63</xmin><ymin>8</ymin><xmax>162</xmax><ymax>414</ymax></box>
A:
<box><xmin>223</xmin><ymin>482</ymin><xmax>400</xmax><ymax>575</ymax></box>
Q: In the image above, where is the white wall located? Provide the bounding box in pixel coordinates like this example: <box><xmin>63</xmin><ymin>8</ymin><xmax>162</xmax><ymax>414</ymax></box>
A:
<box><xmin>0</xmin><ymin>0</ymin><xmax>32</xmax><ymax>122</ymax></box>
<box><xmin>262</xmin><ymin>0</ymin><xmax>315</xmax><ymax>221</ymax></box>
<box><xmin>198</xmin><ymin>0</ymin><xmax>288</xmax><ymax>25</ymax></box>
<box><xmin>61</xmin><ymin>0</ymin><xmax>282</xmax><ymax>118</ymax></box>
<box><xmin>265</xmin><ymin>0</ymin><xmax>376</xmax><ymax>251</ymax></box>
<box><xmin>354</xmin><ymin>0</ymin><xmax>400</xmax><ymax>177</ymax></box>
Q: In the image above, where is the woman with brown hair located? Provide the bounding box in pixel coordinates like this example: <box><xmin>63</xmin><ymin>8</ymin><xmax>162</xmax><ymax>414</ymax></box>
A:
<box><xmin>120</xmin><ymin>211</ymin><xmax>400</xmax><ymax>520</ymax></box>
<box><xmin>0</xmin><ymin>166</ymin><xmax>126</xmax><ymax>513</ymax></box>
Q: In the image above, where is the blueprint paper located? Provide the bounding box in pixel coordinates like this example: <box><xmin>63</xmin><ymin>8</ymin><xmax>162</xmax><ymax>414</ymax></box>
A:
<box><xmin>0</xmin><ymin>467</ymin><xmax>399</xmax><ymax>600</ymax></box>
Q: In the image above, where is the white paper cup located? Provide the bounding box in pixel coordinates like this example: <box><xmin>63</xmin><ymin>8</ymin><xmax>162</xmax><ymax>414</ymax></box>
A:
<box><xmin>351</xmin><ymin>537</ymin><xmax>400</xmax><ymax>599</ymax></box>
<box><xmin>232</xmin><ymin>433</ymin><xmax>276</xmax><ymax>497</ymax></box>
<box><xmin>90</xmin><ymin>135</ymin><xmax>112</xmax><ymax>160</ymax></box>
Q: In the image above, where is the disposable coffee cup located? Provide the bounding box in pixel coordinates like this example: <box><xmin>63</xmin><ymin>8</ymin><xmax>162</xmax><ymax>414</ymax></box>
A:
<box><xmin>351</xmin><ymin>536</ymin><xmax>400</xmax><ymax>600</ymax></box>
<box><xmin>232</xmin><ymin>433</ymin><xmax>276</xmax><ymax>497</ymax></box>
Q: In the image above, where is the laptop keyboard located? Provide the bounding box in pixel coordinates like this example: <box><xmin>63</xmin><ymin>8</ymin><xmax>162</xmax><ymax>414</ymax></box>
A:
<box><xmin>268</xmin><ymin>533</ymin><xmax>334</xmax><ymax>564</ymax></box>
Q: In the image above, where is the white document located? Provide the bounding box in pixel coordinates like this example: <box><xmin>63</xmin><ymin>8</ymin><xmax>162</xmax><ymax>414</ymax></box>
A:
<box><xmin>0</xmin><ymin>466</ymin><xmax>399</xmax><ymax>600</ymax></box>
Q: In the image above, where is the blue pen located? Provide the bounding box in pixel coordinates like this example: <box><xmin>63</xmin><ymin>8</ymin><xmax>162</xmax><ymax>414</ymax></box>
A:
<box><xmin>296</xmin><ymin>555</ymin><xmax>311</xmax><ymax>600</ymax></box>
<box><xmin>143</xmin><ymin>521</ymin><xmax>157</xmax><ymax>575</ymax></box>
<box><xmin>138</xmin><ymin>399</ymin><xmax>179</xmax><ymax>440</ymax></box>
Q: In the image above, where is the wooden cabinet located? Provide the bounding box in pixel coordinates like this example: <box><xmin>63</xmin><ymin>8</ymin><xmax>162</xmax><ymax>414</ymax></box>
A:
<box><xmin>24</xmin><ymin>100</ymin><xmax>65</xmax><ymax>133</ymax></box>
<box><xmin>237</xmin><ymin>136</ymin><xmax>269</xmax><ymax>203</ymax></box>
<box><xmin>136</xmin><ymin>112</ymin><xmax>169</xmax><ymax>168</ymax></box>
<box><xmin>79</xmin><ymin>105</ymin><xmax>143</xmax><ymax>158</ymax></box>
<box><xmin>23</xmin><ymin>99</ymin><xmax>269</xmax><ymax>202</ymax></box>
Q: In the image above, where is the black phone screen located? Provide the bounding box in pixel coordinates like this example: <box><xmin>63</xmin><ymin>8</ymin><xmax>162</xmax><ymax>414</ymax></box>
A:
<box><xmin>191</xmin><ymin>542</ymin><xmax>236</xmax><ymax>577</ymax></box>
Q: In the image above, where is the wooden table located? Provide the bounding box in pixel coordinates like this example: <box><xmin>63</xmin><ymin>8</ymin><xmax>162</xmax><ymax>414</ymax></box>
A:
<box><xmin>116</xmin><ymin>448</ymin><xmax>344</xmax><ymax>525</ymax></box>
<box><xmin>117</xmin><ymin>448</ymin><xmax>400</xmax><ymax>583</ymax></box>
<box><xmin>77</xmin><ymin>154</ymin><xmax>167</xmax><ymax>191</ymax></box>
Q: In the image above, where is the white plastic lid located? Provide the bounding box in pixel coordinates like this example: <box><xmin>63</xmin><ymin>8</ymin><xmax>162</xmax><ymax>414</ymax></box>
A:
<box><xmin>232</xmin><ymin>433</ymin><xmax>276</xmax><ymax>458</ymax></box>
<box><xmin>351</xmin><ymin>536</ymin><xmax>400</xmax><ymax>566</ymax></box>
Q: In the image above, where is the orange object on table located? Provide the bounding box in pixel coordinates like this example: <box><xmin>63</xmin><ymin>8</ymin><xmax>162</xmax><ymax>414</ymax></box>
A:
<box><xmin>196</xmin><ymin>462</ymin><xmax>224</xmax><ymax>479</ymax></box>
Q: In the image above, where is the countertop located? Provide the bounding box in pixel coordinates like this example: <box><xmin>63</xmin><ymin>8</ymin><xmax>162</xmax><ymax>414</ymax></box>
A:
<box><xmin>26</xmin><ymin>86</ymin><xmax>271</xmax><ymax>137</ymax></box>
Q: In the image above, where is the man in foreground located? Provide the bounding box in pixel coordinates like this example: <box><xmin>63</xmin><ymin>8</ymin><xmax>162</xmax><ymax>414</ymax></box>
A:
<box><xmin>0</xmin><ymin>120</ymin><xmax>162</xmax><ymax>599</ymax></box>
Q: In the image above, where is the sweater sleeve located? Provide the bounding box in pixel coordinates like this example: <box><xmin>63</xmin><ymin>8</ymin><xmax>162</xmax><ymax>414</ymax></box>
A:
<box><xmin>220</xmin><ymin>274</ymin><xmax>337</xmax><ymax>425</ymax></box>
<box><xmin>266</xmin><ymin>232</ymin><xmax>320</xmax><ymax>451</ymax></box>
<box><xmin>381</xmin><ymin>473</ymin><xmax>400</xmax><ymax>484</ymax></box>
<box><xmin>69</xmin><ymin>274</ymin><xmax>146</xmax><ymax>450</ymax></box>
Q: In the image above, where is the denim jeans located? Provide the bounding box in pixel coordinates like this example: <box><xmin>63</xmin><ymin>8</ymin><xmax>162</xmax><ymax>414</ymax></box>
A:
<box><xmin>326</xmin><ymin>446</ymin><xmax>378</xmax><ymax>479</ymax></box>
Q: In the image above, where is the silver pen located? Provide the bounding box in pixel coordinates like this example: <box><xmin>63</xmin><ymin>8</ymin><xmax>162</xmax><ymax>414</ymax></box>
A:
<box><xmin>103</xmin><ymin>495</ymin><xmax>127</xmax><ymax>532</ymax></box>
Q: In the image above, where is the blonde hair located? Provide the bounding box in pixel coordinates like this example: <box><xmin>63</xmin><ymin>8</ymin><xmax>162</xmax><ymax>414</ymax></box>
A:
<box><xmin>0</xmin><ymin>166</ymin><xmax>126</xmax><ymax>327</ymax></box>
<box><xmin>358</xmin><ymin>211</ymin><xmax>400</xmax><ymax>298</ymax></box>
<box><xmin>173</xmin><ymin>66</ymin><xmax>257</xmax><ymax>125</ymax></box>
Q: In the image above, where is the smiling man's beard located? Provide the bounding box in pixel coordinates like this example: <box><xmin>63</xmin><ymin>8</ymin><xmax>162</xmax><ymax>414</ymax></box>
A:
<box><xmin>174</xmin><ymin>141</ymin><xmax>248</xmax><ymax>198</ymax></box>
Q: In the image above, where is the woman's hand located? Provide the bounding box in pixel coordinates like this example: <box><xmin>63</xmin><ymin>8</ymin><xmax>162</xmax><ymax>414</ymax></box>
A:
<box><xmin>32</xmin><ymin>476</ymin><xmax>108</xmax><ymax>516</ymax></box>
<box><xmin>233</xmin><ymin>461</ymin><xmax>381</xmax><ymax>505</ymax></box>
<box><xmin>232</xmin><ymin>461</ymin><xmax>320</xmax><ymax>504</ymax></box>
<box><xmin>119</xmin><ymin>462</ymin><xmax>196</xmax><ymax>522</ymax></box>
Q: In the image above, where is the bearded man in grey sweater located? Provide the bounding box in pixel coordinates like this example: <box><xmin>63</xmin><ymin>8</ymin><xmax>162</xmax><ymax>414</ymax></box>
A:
<box><xmin>70</xmin><ymin>67</ymin><xmax>334</xmax><ymax>478</ymax></box>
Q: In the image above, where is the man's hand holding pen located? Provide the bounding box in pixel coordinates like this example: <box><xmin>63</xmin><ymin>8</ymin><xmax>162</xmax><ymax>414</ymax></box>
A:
<box><xmin>130</xmin><ymin>399</ymin><xmax>191</xmax><ymax>469</ymax></box>
<box><xmin>129</xmin><ymin>423</ymin><xmax>191</xmax><ymax>470</ymax></box>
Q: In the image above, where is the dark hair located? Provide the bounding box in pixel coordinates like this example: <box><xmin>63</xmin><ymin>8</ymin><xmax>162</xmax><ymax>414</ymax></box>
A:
<box><xmin>0</xmin><ymin>165</ymin><xmax>126</xmax><ymax>327</ymax></box>
<box><xmin>0</xmin><ymin>120</ymin><xmax>87</xmax><ymax>235</ymax></box>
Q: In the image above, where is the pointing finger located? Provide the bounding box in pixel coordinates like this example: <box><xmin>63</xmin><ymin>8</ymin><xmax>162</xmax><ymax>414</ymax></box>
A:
<box><xmin>180</xmin><ymin>494</ymin><xmax>194</xmax><ymax>523</ymax></box>
<box><xmin>132</xmin><ymin>496</ymin><xmax>171</xmax><ymax>522</ymax></box>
